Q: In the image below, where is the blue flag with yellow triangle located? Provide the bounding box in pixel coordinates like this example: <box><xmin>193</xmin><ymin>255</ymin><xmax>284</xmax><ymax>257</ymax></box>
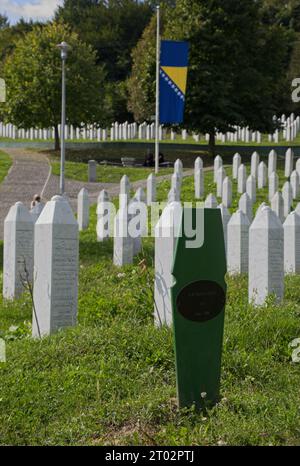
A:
<box><xmin>159</xmin><ymin>40</ymin><xmax>189</xmax><ymax>124</ymax></box>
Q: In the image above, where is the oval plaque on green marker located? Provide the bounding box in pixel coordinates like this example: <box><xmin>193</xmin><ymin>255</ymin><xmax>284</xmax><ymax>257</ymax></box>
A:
<box><xmin>176</xmin><ymin>280</ymin><xmax>226</xmax><ymax>323</ymax></box>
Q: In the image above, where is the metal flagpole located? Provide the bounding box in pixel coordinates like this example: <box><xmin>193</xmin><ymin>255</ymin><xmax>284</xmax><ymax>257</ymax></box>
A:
<box><xmin>155</xmin><ymin>5</ymin><xmax>160</xmax><ymax>175</ymax></box>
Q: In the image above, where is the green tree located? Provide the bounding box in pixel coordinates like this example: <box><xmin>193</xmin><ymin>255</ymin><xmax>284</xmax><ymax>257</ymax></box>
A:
<box><xmin>2</xmin><ymin>22</ymin><xmax>106</xmax><ymax>150</ymax></box>
<box><xmin>0</xmin><ymin>14</ymin><xmax>9</xmax><ymax>30</ymax></box>
<box><xmin>55</xmin><ymin>0</ymin><xmax>154</xmax><ymax>121</ymax></box>
<box><xmin>128</xmin><ymin>0</ymin><xmax>290</xmax><ymax>154</ymax></box>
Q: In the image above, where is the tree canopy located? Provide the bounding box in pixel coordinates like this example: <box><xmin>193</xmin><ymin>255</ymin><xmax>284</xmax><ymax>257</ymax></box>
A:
<box><xmin>128</xmin><ymin>0</ymin><xmax>291</xmax><ymax>152</ymax></box>
<box><xmin>2</xmin><ymin>22</ymin><xmax>106</xmax><ymax>149</ymax></box>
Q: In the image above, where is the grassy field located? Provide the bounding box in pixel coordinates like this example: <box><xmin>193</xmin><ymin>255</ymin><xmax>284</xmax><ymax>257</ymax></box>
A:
<box><xmin>0</xmin><ymin>166</ymin><xmax>300</xmax><ymax>446</ymax></box>
<box><xmin>50</xmin><ymin>159</ymin><xmax>173</xmax><ymax>184</ymax></box>
<box><xmin>0</xmin><ymin>151</ymin><xmax>12</xmax><ymax>184</ymax></box>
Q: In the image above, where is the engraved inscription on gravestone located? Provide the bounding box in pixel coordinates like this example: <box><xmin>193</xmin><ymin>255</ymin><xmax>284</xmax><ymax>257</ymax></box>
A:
<box><xmin>176</xmin><ymin>280</ymin><xmax>226</xmax><ymax>323</ymax></box>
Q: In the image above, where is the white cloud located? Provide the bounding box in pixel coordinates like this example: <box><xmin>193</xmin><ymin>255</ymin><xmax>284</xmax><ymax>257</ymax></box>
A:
<box><xmin>1</xmin><ymin>0</ymin><xmax>63</xmax><ymax>24</ymax></box>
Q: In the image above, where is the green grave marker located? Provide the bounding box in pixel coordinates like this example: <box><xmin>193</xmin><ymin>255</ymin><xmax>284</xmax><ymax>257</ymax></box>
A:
<box><xmin>171</xmin><ymin>207</ymin><xmax>227</xmax><ymax>409</ymax></box>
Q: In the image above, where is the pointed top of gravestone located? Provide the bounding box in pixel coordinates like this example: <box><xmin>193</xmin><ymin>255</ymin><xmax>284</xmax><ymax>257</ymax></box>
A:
<box><xmin>174</xmin><ymin>159</ymin><xmax>183</xmax><ymax>171</ymax></box>
<box><xmin>291</xmin><ymin>170</ymin><xmax>299</xmax><ymax>180</ymax></box>
<box><xmin>204</xmin><ymin>193</ymin><xmax>218</xmax><ymax>208</ymax></box>
<box><xmin>168</xmin><ymin>187</ymin><xmax>180</xmax><ymax>203</ymax></box>
<box><xmin>194</xmin><ymin>157</ymin><xmax>203</xmax><ymax>170</ymax></box>
<box><xmin>269</xmin><ymin>171</ymin><xmax>278</xmax><ymax>180</ymax></box>
<box><xmin>283</xmin><ymin>210</ymin><xmax>300</xmax><ymax>227</ymax></box>
<box><xmin>238</xmin><ymin>163</ymin><xmax>246</xmax><ymax>172</ymax></box>
<box><xmin>5</xmin><ymin>202</ymin><xmax>33</xmax><ymax>224</ymax></box>
<box><xmin>78</xmin><ymin>187</ymin><xmax>89</xmax><ymax>198</ymax></box>
<box><xmin>251</xmin><ymin>205</ymin><xmax>282</xmax><ymax>230</ymax></box>
<box><xmin>269</xmin><ymin>149</ymin><xmax>277</xmax><ymax>157</ymax></box>
<box><xmin>147</xmin><ymin>172</ymin><xmax>155</xmax><ymax>181</ymax></box>
<box><xmin>282</xmin><ymin>181</ymin><xmax>292</xmax><ymax>193</ymax></box>
<box><xmin>247</xmin><ymin>174</ymin><xmax>255</xmax><ymax>182</ymax></box>
<box><xmin>228</xmin><ymin>209</ymin><xmax>250</xmax><ymax>226</ymax></box>
<box><xmin>223</xmin><ymin>176</ymin><xmax>231</xmax><ymax>186</ymax></box>
<box><xmin>120</xmin><ymin>175</ymin><xmax>130</xmax><ymax>193</ymax></box>
<box><xmin>134</xmin><ymin>187</ymin><xmax>146</xmax><ymax>203</ymax></box>
<box><xmin>252</xmin><ymin>151</ymin><xmax>259</xmax><ymax>158</ymax></box>
<box><xmin>98</xmin><ymin>189</ymin><xmax>109</xmax><ymax>203</ymax></box>
<box><xmin>38</xmin><ymin>196</ymin><xmax>77</xmax><ymax>226</ymax></box>
<box><xmin>272</xmin><ymin>191</ymin><xmax>283</xmax><ymax>202</ymax></box>
<box><xmin>215</xmin><ymin>154</ymin><xmax>222</xmax><ymax>162</ymax></box>
<box><xmin>218</xmin><ymin>203</ymin><xmax>231</xmax><ymax>221</ymax></box>
<box><xmin>233</xmin><ymin>152</ymin><xmax>241</xmax><ymax>159</ymax></box>
<box><xmin>255</xmin><ymin>202</ymin><xmax>268</xmax><ymax>218</ymax></box>
<box><xmin>286</xmin><ymin>147</ymin><xmax>294</xmax><ymax>157</ymax></box>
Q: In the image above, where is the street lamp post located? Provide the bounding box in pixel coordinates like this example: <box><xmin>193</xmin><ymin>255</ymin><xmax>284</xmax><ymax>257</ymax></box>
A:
<box><xmin>57</xmin><ymin>42</ymin><xmax>70</xmax><ymax>195</ymax></box>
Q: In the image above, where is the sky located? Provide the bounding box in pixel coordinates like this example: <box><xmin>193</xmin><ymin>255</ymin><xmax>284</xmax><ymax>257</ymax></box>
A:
<box><xmin>1</xmin><ymin>0</ymin><xmax>63</xmax><ymax>24</ymax></box>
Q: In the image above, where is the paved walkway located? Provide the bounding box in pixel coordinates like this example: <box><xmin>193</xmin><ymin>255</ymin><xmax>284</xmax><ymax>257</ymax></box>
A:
<box><xmin>0</xmin><ymin>148</ymin><xmax>201</xmax><ymax>240</ymax></box>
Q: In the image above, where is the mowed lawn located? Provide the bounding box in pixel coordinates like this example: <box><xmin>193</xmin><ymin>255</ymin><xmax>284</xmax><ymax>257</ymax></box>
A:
<box><xmin>0</xmin><ymin>151</ymin><xmax>12</xmax><ymax>183</ymax></box>
<box><xmin>0</xmin><ymin>167</ymin><xmax>300</xmax><ymax>446</ymax></box>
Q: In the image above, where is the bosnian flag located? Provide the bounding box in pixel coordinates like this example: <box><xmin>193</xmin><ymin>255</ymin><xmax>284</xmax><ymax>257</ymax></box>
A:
<box><xmin>159</xmin><ymin>40</ymin><xmax>189</xmax><ymax>124</ymax></box>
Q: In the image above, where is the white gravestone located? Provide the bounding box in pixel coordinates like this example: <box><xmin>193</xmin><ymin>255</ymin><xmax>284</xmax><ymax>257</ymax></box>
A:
<box><xmin>249</xmin><ymin>206</ymin><xmax>284</xmax><ymax>306</ymax></box>
<box><xmin>222</xmin><ymin>176</ymin><xmax>232</xmax><ymax>208</ymax></box>
<box><xmin>77</xmin><ymin>188</ymin><xmax>89</xmax><ymax>231</ymax></box>
<box><xmin>168</xmin><ymin>187</ymin><xmax>180</xmax><ymax>203</ymax></box>
<box><xmin>227</xmin><ymin>210</ymin><xmax>250</xmax><ymax>274</ymax></box>
<box><xmin>119</xmin><ymin>175</ymin><xmax>131</xmax><ymax>209</ymax></box>
<box><xmin>88</xmin><ymin>160</ymin><xmax>97</xmax><ymax>182</ymax></box>
<box><xmin>147</xmin><ymin>173</ymin><xmax>156</xmax><ymax>206</ymax></box>
<box><xmin>239</xmin><ymin>192</ymin><xmax>253</xmax><ymax>222</ymax></box>
<box><xmin>195</xmin><ymin>168</ymin><xmax>204</xmax><ymax>199</ymax></box>
<box><xmin>97</xmin><ymin>190</ymin><xmax>111</xmax><ymax>241</ymax></box>
<box><xmin>257</xmin><ymin>161</ymin><xmax>267</xmax><ymax>189</ymax></box>
<box><xmin>296</xmin><ymin>158</ymin><xmax>300</xmax><ymax>177</ymax></box>
<box><xmin>269</xmin><ymin>172</ymin><xmax>278</xmax><ymax>202</ymax></box>
<box><xmin>32</xmin><ymin>196</ymin><xmax>79</xmax><ymax>337</ymax></box>
<box><xmin>271</xmin><ymin>191</ymin><xmax>284</xmax><ymax>223</ymax></box>
<box><xmin>3</xmin><ymin>202</ymin><xmax>34</xmax><ymax>300</ymax></box>
<box><xmin>194</xmin><ymin>157</ymin><xmax>203</xmax><ymax>173</ymax></box>
<box><xmin>251</xmin><ymin>151</ymin><xmax>260</xmax><ymax>178</ymax></box>
<box><xmin>237</xmin><ymin>164</ymin><xmax>247</xmax><ymax>194</ymax></box>
<box><xmin>290</xmin><ymin>170</ymin><xmax>299</xmax><ymax>200</ymax></box>
<box><xmin>154</xmin><ymin>202</ymin><xmax>182</xmax><ymax>326</ymax></box>
<box><xmin>217</xmin><ymin>167</ymin><xmax>226</xmax><ymax>198</ymax></box>
<box><xmin>284</xmin><ymin>211</ymin><xmax>300</xmax><ymax>274</ymax></box>
<box><xmin>214</xmin><ymin>155</ymin><xmax>223</xmax><ymax>182</ymax></box>
<box><xmin>204</xmin><ymin>193</ymin><xmax>218</xmax><ymax>208</ymax></box>
<box><xmin>232</xmin><ymin>153</ymin><xmax>241</xmax><ymax>180</ymax></box>
<box><xmin>30</xmin><ymin>202</ymin><xmax>45</xmax><ymax>223</ymax></box>
<box><xmin>174</xmin><ymin>159</ymin><xmax>183</xmax><ymax>178</ymax></box>
<box><xmin>218</xmin><ymin>204</ymin><xmax>231</xmax><ymax>254</ymax></box>
<box><xmin>171</xmin><ymin>172</ymin><xmax>182</xmax><ymax>197</ymax></box>
<box><xmin>246</xmin><ymin>175</ymin><xmax>256</xmax><ymax>203</ymax></box>
<box><xmin>268</xmin><ymin>150</ymin><xmax>277</xmax><ymax>177</ymax></box>
<box><xmin>285</xmin><ymin>148</ymin><xmax>294</xmax><ymax>178</ymax></box>
<box><xmin>128</xmin><ymin>191</ymin><xmax>147</xmax><ymax>256</ymax></box>
<box><xmin>113</xmin><ymin>207</ymin><xmax>134</xmax><ymax>267</ymax></box>
<box><xmin>282</xmin><ymin>181</ymin><xmax>293</xmax><ymax>218</ymax></box>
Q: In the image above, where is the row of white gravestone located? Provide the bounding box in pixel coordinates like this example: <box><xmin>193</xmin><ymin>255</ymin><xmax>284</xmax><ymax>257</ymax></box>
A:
<box><xmin>153</xmin><ymin>199</ymin><xmax>296</xmax><ymax>327</ymax></box>
<box><xmin>3</xmin><ymin>196</ymin><xmax>79</xmax><ymax>338</ymax></box>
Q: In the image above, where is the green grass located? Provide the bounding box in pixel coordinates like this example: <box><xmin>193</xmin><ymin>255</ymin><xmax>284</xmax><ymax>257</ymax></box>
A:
<box><xmin>0</xmin><ymin>167</ymin><xmax>300</xmax><ymax>446</ymax></box>
<box><xmin>0</xmin><ymin>150</ymin><xmax>12</xmax><ymax>184</ymax></box>
<box><xmin>50</xmin><ymin>159</ymin><xmax>173</xmax><ymax>183</ymax></box>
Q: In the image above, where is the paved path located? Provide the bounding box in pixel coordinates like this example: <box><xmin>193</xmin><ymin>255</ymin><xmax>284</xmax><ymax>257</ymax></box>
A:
<box><xmin>0</xmin><ymin>149</ymin><xmax>50</xmax><ymax>239</ymax></box>
<box><xmin>0</xmin><ymin>148</ymin><xmax>208</xmax><ymax>240</ymax></box>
